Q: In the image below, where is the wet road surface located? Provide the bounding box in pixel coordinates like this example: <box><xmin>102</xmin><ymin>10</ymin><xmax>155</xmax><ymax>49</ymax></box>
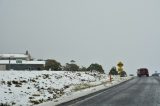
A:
<box><xmin>59</xmin><ymin>77</ymin><xmax>160</xmax><ymax>106</ymax></box>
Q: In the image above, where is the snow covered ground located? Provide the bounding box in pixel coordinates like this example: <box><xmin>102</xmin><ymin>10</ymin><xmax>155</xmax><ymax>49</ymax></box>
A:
<box><xmin>0</xmin><ymin>71</ymin><xmax>132</xmax><ymax>106</ymax></box>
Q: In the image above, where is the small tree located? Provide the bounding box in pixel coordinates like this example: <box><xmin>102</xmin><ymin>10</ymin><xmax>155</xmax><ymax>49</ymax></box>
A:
<box><xmin>109</xmin><ymin>66</ymin><xmax>118</xmax><ymax>75</ymax></box>
<box><xmin>119</xmin><ymin>71</ymin><xmax>127</xmax><ymax>77</ymax></box>
<box><xmin>64</xmin><ymin>63</ymin><xmax>79</xmax><ymax>71</ymax></box>
<box><xmin>70</xmin><ymin>60</ymin><xmax>76</xmax><ymax>64</ymax></box>
<box><xmin>79</xmin><ymin>66</ymin><xmax>88</xmax><ymax>71</ymax></box>
<box><xmin>45</xmin><ymin>59</ymin><xmax>62</xmax><ymax>71</ymax></box>
<box><xmin>87</xmin><ymin>63</ymin><xmax>104</xmax><ymax>73</ymax></box>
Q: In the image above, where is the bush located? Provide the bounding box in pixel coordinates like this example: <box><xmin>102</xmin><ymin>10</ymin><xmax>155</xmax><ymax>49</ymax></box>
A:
<box><xmin>63</xmin><ymin>63</ymin><xmax>79</xmax><ymax>71</ymax></box>
<box><xmin>45</xmin><ymin>59</ymin><xmax>62</xmax><ymax>71</ymax></box>
<box><xmin>109</xmin><ymin>66</ymin><xmax>118</xmax><ymax>75</ymax></box>
<box><xmin>87</xmin><ymin>63</ymin><xmax>104</xmax><ymax>73</ymax></box>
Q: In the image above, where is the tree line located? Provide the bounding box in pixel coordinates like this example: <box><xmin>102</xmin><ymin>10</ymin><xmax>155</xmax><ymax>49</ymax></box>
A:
<box><xmin>45</xmin><ymin>59</ymin><xmax>104</xmax><ymax>73</ymax></box>
<box><xmin>45</xmin><ymin>59</ymin><xmax>127</xmax><ymax>76</ymax></box>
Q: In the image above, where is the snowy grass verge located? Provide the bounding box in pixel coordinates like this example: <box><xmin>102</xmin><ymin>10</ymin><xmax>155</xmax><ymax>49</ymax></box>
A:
<box><xmin>38</xmin><ymin>76</ymin><xmax>133</xmax><ymax>106</ymax></box>
<box><xmin>0</xmin><ymin>71</ymin><xmax>133</xmax><ymax>106</ymax></box>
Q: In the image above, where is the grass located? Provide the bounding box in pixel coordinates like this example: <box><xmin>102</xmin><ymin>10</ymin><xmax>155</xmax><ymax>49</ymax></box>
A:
<box><xmin>72</xmin><ymin>83</ymin><xmax>95</xmax><ymax>91</ymax></box>
<box><xmin>73</xmin><ymin>80</ymin><xmax>112</xmax><ymax>92</ymax></box>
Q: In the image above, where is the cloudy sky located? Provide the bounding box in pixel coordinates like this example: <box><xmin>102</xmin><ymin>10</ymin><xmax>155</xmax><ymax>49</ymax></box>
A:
<box><xmin>1</xmin><ymin>0</ymin><xmax>160</xmax><ymax>74</ymax></box>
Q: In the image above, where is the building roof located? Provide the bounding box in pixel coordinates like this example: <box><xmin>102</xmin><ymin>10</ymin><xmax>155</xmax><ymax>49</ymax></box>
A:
<box><xmin>0</xmin><ymin>54</ymin><xmax>28</xmax><ymax>58</ymax></box>
<box><xmin>0</xmin><ymin>60</ymin><xmax>45</xmax><ymax>65</ymax></box>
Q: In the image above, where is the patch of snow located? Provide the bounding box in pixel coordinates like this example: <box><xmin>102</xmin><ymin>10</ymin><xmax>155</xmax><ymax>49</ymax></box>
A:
<box><xmin>0</xmin><ymin>54</ymin><xmax>28</xmax><ymax>58</ymax></box>
<box><xmin>0</xmin><ymin>71</ymin><xmax>132</xmax><ymax>106</ymax></box>
<box><xmin>0</xmin><ymin>60</ymin><xmax>45</xmax><ymax>64</ymax></box>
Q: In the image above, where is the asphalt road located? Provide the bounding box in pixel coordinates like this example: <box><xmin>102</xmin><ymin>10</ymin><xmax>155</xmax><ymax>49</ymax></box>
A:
<box><xmin>59</xmin><ymin>76</ymin><xmax>160</xmax><ymax>106</ymax></box>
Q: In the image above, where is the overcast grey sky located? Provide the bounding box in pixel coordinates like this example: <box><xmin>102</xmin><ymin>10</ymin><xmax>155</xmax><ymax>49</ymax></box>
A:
<box><xmin>1</xmin><ymin>0</ymin><xmax>160</xmax><ymax>74</ymax></box>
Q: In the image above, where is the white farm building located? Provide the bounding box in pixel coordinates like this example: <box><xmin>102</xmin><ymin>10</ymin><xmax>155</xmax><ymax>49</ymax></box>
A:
<box><xmin>0</xmin><ymin>51</ymin><xmax>45</xmax><ymax>70</ymax></box>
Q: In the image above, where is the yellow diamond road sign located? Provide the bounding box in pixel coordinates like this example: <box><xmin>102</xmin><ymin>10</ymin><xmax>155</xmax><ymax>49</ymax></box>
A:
<box><xmin>117</xmin><ymin>61</ymin><xmax>123</xmax><ymax>67</ymax></box>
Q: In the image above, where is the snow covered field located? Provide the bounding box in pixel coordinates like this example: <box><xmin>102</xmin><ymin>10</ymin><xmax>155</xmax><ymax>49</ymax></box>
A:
<box><xmin>0</xmin><ymin>71</ymin><xmax>132</xmax><ymax>106</ymax></box>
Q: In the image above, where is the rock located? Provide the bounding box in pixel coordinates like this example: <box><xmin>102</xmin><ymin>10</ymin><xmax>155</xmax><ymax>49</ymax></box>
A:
<box><xmin>29</xmin><ymin>97</ymin><xmax>35</xmax><ymax>99</ymax></box>
<box><xmin>76</xmin><ymin>73</ymin><xmax>81</xmax><ymax>76</ymax></box>
<box><xmin>53</xmin><ymin>94</ymin><xmax>57</xmax><ymax>99</ymax></box>
<box><xmin>20</xmin><ymin>80</ymin><xmax>27</xmax><ymax>83</ymax></box>
<box><xmin>1</xmin><ymin>81</ymin><xmax>5</xmax><ymax>84</ymax></box>
<box><xmin>7</xmin><ymin>81</ymin><xmax>12</xmax><ymax>86</ymax></box>
<box><xmin>81</xmin><ymin>79</ymin><xmax>85</xmax><ymax>81</ymax></box>
<box><xmin>15</xmin><ymin>84</ymin><xmax>21</xmax><ymax>87</ymax></box>
<box><xmin>30</xmin><ymin>79</ymin><xmax>36</xmax><ymax>82</ymax></box>
<box><xmin>30</xmin><ymin>100</ymin><xmax>40</xmax><ymax>105</ymax></box>
<box><xmin>54</xmin><ymin>100</ymin><xmax>58</xmax><ymax>102</ymax></box>
<box><xmin>12</xmin><ymin>80</ymin><xmax>19</xmax><ymax>84</ymax></box>
<box><xmin>0</xmin><ymin>103</ymin><xmax>10</xmax><ymax>106</ymax></box>
<box><xmin>64</xmin><ymin>85</ymin><xmax>69</xmax><ymax>89</ymax></box>
<box><xmin>32</xmin><ymin>92</ymin><xmax>41</xmax><ymax>96</ymax></box>
<box><xmin>12</xmin><ymin>102</ymin><xmax>16</xmax><ymax>105</ymax></box>
<box><xmin>55</xmin><ymin>75</ymin><xmax>62</xmax><ymax>79</ymax></box>
<box><xmin>43</xmin><ymin>74</ymin><xmax>50</xmax><ymax>79</ymax></box>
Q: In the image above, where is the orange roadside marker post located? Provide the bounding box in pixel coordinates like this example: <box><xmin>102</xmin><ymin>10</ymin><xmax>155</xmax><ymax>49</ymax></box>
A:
<box><xmin>109</xmin><ymin>74</ymin><xmax>112</xmax><ymax>82</ymax></box>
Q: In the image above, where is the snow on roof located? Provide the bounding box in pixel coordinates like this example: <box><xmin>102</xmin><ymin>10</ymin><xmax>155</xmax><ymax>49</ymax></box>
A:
<box><xmin>0</xmin><ymin>54</ymin><xmax>28</xmax><ymax>58</ymax></box>
<box><xmin>0</xmin><ymin>60</ymin><xmax>45</xmax><ymax>65</ymax></box>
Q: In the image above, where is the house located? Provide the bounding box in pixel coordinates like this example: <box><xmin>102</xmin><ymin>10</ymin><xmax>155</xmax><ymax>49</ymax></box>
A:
<box><xmin>0</xmin><ymin>51</ymin><xmax>45</xmax><ymax>70</ymax></box>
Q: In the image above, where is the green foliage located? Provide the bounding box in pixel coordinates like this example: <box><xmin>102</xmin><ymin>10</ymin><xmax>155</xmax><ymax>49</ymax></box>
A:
<box><xmin>87</xmin><ymin>63</ymin><xmax>104</xmax><ymax>73</ymax></box>
<box><xmin>109</xmin><ymin>66</ymin><xmax>118</xmax><ymax>75</ymax></box>
<box><xmin>70</xmin><ymin>60</ymin><xmax>76</xmax><ymax>63</ymax></box>
<box><xmin>79</xmin><ymin>66</ymin><xmax>88</xmax><ymax>71</ymax></box>
<box><xmin>119</xmin><ymin>71</ymin><xmax>127</xmax><ymax>77</ymax></box>
<box><xmin>45</xmin><ymin>59</ymin><xmax>62</xmax><ymax>71</ymax></box>
<box><xmin>64</xmin><ymin>63</ymin><xmax>79</xmax><ymax>71</ymax></box>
